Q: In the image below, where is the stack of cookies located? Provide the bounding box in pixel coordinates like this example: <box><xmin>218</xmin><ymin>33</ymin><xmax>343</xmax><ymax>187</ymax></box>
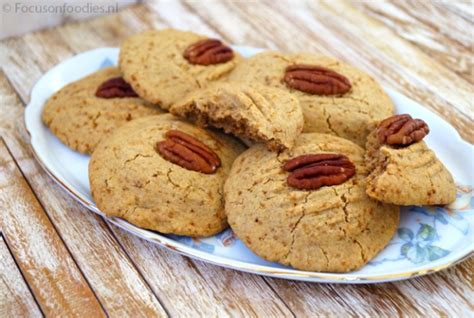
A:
<box><xmin>42</xmin><ymin>29</ymin><xmax>457</xmax><ymax>273</ymax></box>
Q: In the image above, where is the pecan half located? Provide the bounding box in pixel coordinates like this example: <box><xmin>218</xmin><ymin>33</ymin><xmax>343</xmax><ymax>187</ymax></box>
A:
<box><xmin>377</xmin><ymin>114</ymin><xmax>429</xmax><ymax>146</ymax></box>
<box><xmin>183</xmin><ymin>39</ymin><xmax>234</xmax><ymax>65</ymax></box>
<box><xmin>95</xmin><ymin>77</ymin><xmax>138</xmax><ymax>98</ymax></box>
<box><xmin>284</xmin><ymin>64</ymin><xmax>351</xmax><ymax>95</ymax></box>
<box><xmin>283</xmin><ymin>153</ymin><xmax>355</xmax><ymax>190</ymax></box>
<box><xmin>156</xmin><ymin>130</ymin><xmax>221</xmax><ymax>174</ymax></box>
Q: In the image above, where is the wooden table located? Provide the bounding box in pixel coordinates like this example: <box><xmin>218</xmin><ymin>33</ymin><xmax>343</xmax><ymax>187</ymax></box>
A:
<box><xmin>0</xmin><ymin>1</ymin><xmax>472</xmax><ymax>317</ymax></box>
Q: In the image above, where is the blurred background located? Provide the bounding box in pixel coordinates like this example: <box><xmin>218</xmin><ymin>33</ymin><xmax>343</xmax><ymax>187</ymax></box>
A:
<box><xmin>0</xmin><ymin>0</ymin><xmax>137</xmax><ymax>39</ymax></box>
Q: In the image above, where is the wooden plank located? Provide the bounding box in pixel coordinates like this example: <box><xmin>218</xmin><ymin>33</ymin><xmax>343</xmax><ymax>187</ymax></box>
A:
<box><xmin>0</xmin><ymin>70</ymin><xmax>168</xmax><ymax>316</ymax></box>
<box><xmin>437</xmin><ymin>0</ymin><xmax>474</xmax><ymax>22</ymax></box>
<box><xmin>0</xmin><ymin>7</ymin><xmax>294</xmax><ymax>317</ymax></box>
<box><xmin>0</xmin><ymin>235</ymin><xmax>43</xmax><ymax>318</ymax></box>
<box><xmin>266</xmin><ymin>258</ymin><xmax>474</xmax><ymax>317</ymax></box>
<box><xmin>264</xmin><ymin>279</ymin><xmax>421</xmax><ymax>317</ymax></box>
<box><xmin>111</xmin><ymin>226</ymin><xmax>294</xmax><ymax>317</ymax></box>
<box><xmin>0</xmin><ymin>30</ymin><xmax>71</xmax><ymax>102</ymax></box>
<box><xmin>160</xmin><ymin>0</ymin><xmax>277</xmax><ymax>48</ymax></box>
<box><xmin>394</xmin><ymin>258</ymin><xmax>474</xmax><ymax>316</ymax></box>
<box><xmin>352</xmin><ymin>0</ymin><xmax>473</xmax><ymax>84</ymax></box>
<box><xmin>0</xmin><ymin>138</ymin><xmax>105</xmax><ymax>317</ymax></box>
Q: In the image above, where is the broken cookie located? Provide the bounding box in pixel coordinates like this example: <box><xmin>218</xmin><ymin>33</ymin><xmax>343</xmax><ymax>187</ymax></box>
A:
<box><xmin>365</xmin><ymin>114</ymin><xmax>457</xmax><ymax>206</ymax></box>
<box><xmin>170</xmin><ymin>82</ymin><xmax>304</xmax><ymax>151</ymax></box>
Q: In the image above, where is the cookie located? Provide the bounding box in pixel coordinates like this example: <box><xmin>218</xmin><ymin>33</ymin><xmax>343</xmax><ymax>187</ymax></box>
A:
<box><xmin>224</xmin><ymin>133</ymin><xmax>399</xmax><ymax>272</ymax></box>
<box><xmin>365</xmin><ymin>114</ymin><xmax>456</xmax><ymax>205</ymax></box>
<box><xmin>89</xmin><ymin>114</ymin><xmax>245</xmax><ymax>237</ymax></box>
<box><xmin>228</xmin><ymin>52</ymin><xmax>394</xmax><ymax>147</ymax></box>
<box><xmin>170</xmin><ymin>83</ymin><xmax>304</xmax><ymax>151</ymax></box>
<box><xmin>42</xmin><ymin>67</ymin><xmax>163</xmax><ymax>154</ymax></box>
<box><xmin>119</xmin><ymin>29</ymin><xmax>241</xmax><ymax>109</ymax></box>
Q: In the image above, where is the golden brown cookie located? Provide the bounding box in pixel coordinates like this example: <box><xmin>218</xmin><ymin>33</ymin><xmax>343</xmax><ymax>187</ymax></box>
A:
<box><xmin>170</xmin><ymin>83</ymin><xmax>304</xmax><ymax>151</ymax></box>
<box><xmin>119</xmin><ymin>29</ymin><xmax>241</xmax><ymax>109</ymax></box>
<box><xmin>365</xmin><ymin>114</ymin><xmax>456</xmax><ymax>205</ymax></box>
<box><xmin>42</xmin><ymin>67</ymin><xmax>163</xmax><ymax>154</ymax></box>
<box><xmin>228</xmin><ymin>52</ymin><xmax>394</xmax><ymax>147</ymax></box>
<box><xmin>89</xmin><ymin>114</ymin><xmax>245</xmax><ymax>237</ymax></box>
<box><xmin>225</xmin><ymin>133</ymin><xmax>400</xmax><ymax>272</ymax></box>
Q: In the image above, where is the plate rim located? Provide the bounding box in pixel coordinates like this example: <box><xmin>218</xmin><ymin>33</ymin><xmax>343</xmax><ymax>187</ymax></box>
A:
<box><xmin>24</xmin><ymin>46</ymin><xmax>474</xmax><ymax>284</ymax></box>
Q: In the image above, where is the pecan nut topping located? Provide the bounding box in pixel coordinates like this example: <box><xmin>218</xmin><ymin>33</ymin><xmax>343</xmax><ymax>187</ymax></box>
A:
<box><xmin>156</xmin><ymin>130</ymin><xmax>221</xmax><ymax>174</ymax></box>
<box><xmin>95</xmin><ymin>77</ymin><xmax>139</xmax><ymax>98</ymax></box>
<box><xmin>377</xmin><ymin>114</ymin><xmax>429</xmax><ymax>146</ymax></box>
<box><xmin>283</xmin><ymin>64</ymin><xmax>351</xmax><ymax>95</ymax></box>
<box><xmin>283</xmin><ymin>153</ymin><xmax>355</xmax><ymax>190</ymax></box>
<box><xmin>183</xmin><ymin>39</ymin><xmax>234</xmax><ymax>65</ymax></box>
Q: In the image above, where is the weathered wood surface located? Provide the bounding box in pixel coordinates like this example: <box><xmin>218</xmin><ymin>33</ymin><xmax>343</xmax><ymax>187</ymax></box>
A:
<box><xmin>0</xmin><ymin>236</ymin><xmax>42</xmax><ymax>318</ymax></box>
<box><xmin>0</xmin><ymin>1</ymin><xmax>472</xmax><ymax>317</ymax></box>
<box><xmin>0</xmin><ymin>138</ymin><xmax>104</xmax><ymax>317</ymax></box>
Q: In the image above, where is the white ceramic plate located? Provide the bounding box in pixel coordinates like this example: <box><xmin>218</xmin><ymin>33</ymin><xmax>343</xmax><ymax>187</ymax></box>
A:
<box><xmin>25</xmin><ymin>47</ymin><xmax>474</xmax><ymax>283</ymax></box>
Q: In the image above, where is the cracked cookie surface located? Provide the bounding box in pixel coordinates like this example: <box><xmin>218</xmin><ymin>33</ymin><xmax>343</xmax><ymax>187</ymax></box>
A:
<box><xmin>119</xmin><ymin>29</ymin><xmax>241</xmax><ymax>110</ymax></box>
<box><xmin>42</xmin><ymin>67</ymin><xmax>163</xmax><ymax>154</ymax></box>
<box><xmin>89</xmin><ymin>114</ymin><xmax>245</xmax><ymax>237</ymax></box>
<box><xmin>170</xmin><ymin>82</ymin><xmax>304</xmax><ymax>151</ymax></box>
<box><xmin>228</xmin><ymin>52</ymin><xmax>394</xmax><ymax>147</ymax></box>
<box><xmin>365</xmin><ymin>127</ymin><xmax>456</xmax><ymax>205</ymax></box>
<box><xmin>224</xmin><ymin>133</ymin><xmax>399</xmax><ymax>272</ymax></box>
